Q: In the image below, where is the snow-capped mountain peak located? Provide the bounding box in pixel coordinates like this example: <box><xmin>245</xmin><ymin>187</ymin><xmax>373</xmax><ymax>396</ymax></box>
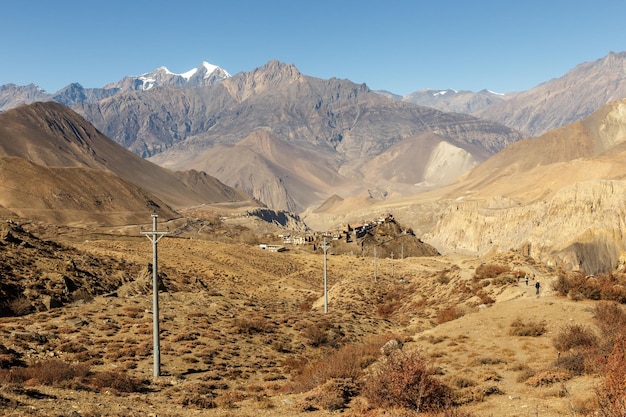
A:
<box><xmin>180</xmin><ymin>67</ymin><xmax>198</xmax><ymax>80</ymax></box>
<box><xmin>103</xmin><ymin>61</ymin><xmax>231</xmax><ymax>92</ymax></box>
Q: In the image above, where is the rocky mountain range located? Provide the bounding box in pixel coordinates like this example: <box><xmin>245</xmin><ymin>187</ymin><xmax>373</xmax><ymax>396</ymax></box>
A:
<box><xmin>75</xmin><ymin>60</ymin><xmax>521</xmax><ymax>212</ymax></box>
<box><xmin>3</xmin><ymin>52</ymin><xmax>625</xmax><ymax>215</ymax></box>
<box><xmin>0</xmin><ymin>61</ymin><xmax>230</xmax><ymax>110</ymax></box>
<box><xmin>400</xmin><ymin>51</ymin><xmax>626</xmax><ymax>137</ymax></box>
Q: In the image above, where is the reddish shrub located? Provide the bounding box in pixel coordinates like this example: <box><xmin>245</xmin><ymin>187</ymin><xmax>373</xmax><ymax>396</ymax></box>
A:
<box><xmin>89</xmin><ymin>370</ymin><xmax>148</xmax><ymax>393</ymax></box>
<box><xmin>553</xmin><ymin>324</ymin><xmax>598</xmax><ymax>352</ymax></box>
<box><xmin>437</xmin><ymin>306</ymin><xmax>460</xmax><ymax>324</ymax></box>
<box><xmin>362</xmin><ymin>350</ymin><xmax>453</xmax><ymax>412</ymax></box>
<box><xmin>473</xmin><ymin>264</ymin><xmax>509</xmax><ymax>280</ymax></box>
<box><xmin>596</xmin><ymin>335</ymin><xmax>626</xmax><ymax>416</ymax></box>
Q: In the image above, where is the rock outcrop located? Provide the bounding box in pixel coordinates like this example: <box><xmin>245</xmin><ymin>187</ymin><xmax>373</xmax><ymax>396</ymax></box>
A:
<box><xmin>425</xmin><ymin>180</ymin><xmax>626</xmax><ymax>274</ymax></box>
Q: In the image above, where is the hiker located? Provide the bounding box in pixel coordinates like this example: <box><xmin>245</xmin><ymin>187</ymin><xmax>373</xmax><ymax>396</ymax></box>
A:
<box><xmin>516</xmin><ymin>270</ymin><xmax>520</xmax><ymax>283</ymax></box>
<box><xmin>525</xmin><ymin>274</ymin><xmax>529</xmax><ymax>286</ymax></box>
<box><xmin>535</xmin><ymin>281</ymin><xmax>541</xmax><ymax>294</ymax></box>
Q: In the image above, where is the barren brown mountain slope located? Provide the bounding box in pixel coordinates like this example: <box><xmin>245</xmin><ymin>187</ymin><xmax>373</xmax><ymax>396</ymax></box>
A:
<box><xmin>174</xmin><ymin>130</ymin><xmax>351</xmax><ymax>212</ymax></box>
<box><xmin>0</xmin><ymin>216</ymin><xmax>618</xmax><ymax>417</ymax></box>
<box><xmin>0</xmin><ymin>102</ymin><xmax>254</xmax><ymax>212</ymax></box>
<box><xmin>0</xmin><ymin>156</ymin><xmax>176</xmax><ymax>226</ymax></box>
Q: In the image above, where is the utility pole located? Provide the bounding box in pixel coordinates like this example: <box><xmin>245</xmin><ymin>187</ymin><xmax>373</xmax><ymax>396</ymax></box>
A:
<box><xmin>141</xmin><ymin>214</ymin><xmax>168</xmax><ymax>378</ymax></box>
<box><xmin>373</xmin><ymin>246</ymin><xmax>377</xmax><ymax>283</ymax></box>
<box><xmin>322</xmin><ymin>237</ymin><xmax>330</xmax><ymax>313</ymax></box>
<box><xmin>391</xmin><ymin>252</ymin><xmax>394</xmax><ymax>278</ymax></box>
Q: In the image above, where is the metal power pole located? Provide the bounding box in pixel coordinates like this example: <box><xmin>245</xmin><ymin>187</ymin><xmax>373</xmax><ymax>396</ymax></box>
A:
<box><xmin>322</xmin><ymin>237</ymin><xmax>330</xmax><ymax>313</ymax></box>
<box><xmin>391</xmin><ymin>252</ymin><xmax>394</xmax><ymax>278</ymax></box>
<box><xmin>141</xmin><ymin>214</ymin><xmax>168</xmax><ymax>377</ymax></box>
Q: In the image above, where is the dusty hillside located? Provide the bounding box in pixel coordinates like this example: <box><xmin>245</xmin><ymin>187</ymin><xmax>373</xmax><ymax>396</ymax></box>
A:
<box><xmin>0</xmin><ymin>156</ymin><xmax>177</xmax><ymax>226</ymax></box>
<box><xmin>175</xmin><ymin>130</ymin><xmax>350</xmax><ymax>212</ymax></box>
<box><xmin>0</xmin><ymin>213</ymin><xmax>623</xmax><ymax>417</ymax></box>
<box><xmin>0</xmin><ymin>102</ymin><xmax>254</xmax><ymax>212</ymax></box>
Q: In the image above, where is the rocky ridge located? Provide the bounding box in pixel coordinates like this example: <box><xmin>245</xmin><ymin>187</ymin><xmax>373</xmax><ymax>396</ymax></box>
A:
<box><xmin>474</xmin><ymin>51</ymin><xmax>626</xmax><ymax>136</ymax></box>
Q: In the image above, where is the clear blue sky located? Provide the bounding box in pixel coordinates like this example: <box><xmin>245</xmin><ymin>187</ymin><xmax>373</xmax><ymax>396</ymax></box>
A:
<box><xmin>2</xmin><ymin>0</ymin><xmax>625</xmax><ymax>95</ymax></box>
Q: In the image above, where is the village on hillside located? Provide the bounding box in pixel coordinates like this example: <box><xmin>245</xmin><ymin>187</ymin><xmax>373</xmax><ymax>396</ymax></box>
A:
<box><xmin>258</xmin><ymin>213</ymin><xmax>439</xmax><ymax>259</ymax></box>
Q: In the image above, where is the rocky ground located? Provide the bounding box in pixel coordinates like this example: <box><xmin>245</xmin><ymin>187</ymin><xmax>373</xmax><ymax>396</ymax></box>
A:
<box><xmin>0</xmin><ymin>213</ymin><xmax>616</xmax><ymax>416</ymax></box>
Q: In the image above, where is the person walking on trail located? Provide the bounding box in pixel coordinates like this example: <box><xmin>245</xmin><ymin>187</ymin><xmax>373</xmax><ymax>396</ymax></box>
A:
<box><xmin>525</xmin><ymin>274</ymin><xmax>529</xmax><ymax>286</ymax></box>
<box><xmin>535</xmin><ymin>281</ymin><xmax>541</xmax><ymax>295</ymax></box>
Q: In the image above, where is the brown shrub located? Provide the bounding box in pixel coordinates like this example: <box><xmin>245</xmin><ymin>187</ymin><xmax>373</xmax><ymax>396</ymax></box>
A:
<box><xmin>175</xmin><ymin>382</ymin><xmax>217</xmax><ymax>409</ymax></box>
<box><xmin>361</xmin><ymin>350</ymin><xmax>453</xmax><ymax>412</ymax></box>
<box><xmin>296</xmin><ymin>378</ymin><xmax>358</xmax><ymax>411</ymax></box>
<box><xmin>553</xmin><ymin>324</ymin><xmax>598</xmax><ymax>352</ymax></box>
<box><xmin>216</xmin><ymin>390</ymin><xmax>247</xmax><ymax>408</ymax></box>
<box><xmin>525</xmin><ymin>370</ymin><xmax>571</xmax><ymax>386</ymax></box>
<box><xmin>287</xmin><ymin>334</ymin><xmax>399</xmax><ymax>394</ymax></box>
<box><xmin>234</xmin><ymin>315</ymin><xmax>275</xmax><ymax>334</ymax></box>
<box><xmin>515</xmin><ymin>365</ymin><xmax>536</xmax><ymax>383</ymax></box>
<box><xmin>594</xmin><ymin>301</ymin><xmax>626</xmax><ymax>340</ymax></box>
<box><xmin>552</xmin><ymin>272</ymin><xmax>626</xmax><ymax>303</ymax></box>
<box><xmin>0</xmin><ymin>358</ymin><xmax>89</xmax><ymax>386</ymax></box>
<box><xmin>475</xmin><ymin>290</ymin><xmax>495</xmax><ymax>305</ymax></box>
<box><xmin>437</xmin><ymin>270</ymin><xmax>451</xmax><ymax>285</ymax></box>
<box><xmin>554</xmin><ymin>352</ymin><xmax>586</xmax><ymax>376</ymax></box>
<box><xmin>436</xmin><ymin>306</ymin><xmax>461</xmax><ymax>324</ymax></box>
<box><xmin>7</xmin><ymin>297</ymin><xmax>33</xmax><ymax>316</ymax></box>
<box><xmin>30</xmin><ymin>358</ymin><xmax>89</xmax><ymax>385</ymax></box>
<box><xmin>170</xmin><ymin>332</ymin><xmax>199</xmax><ymax>342</ymax></box>
<box><xmin>299</xmin><ymin>319</ymin><xmax>343</xmax><ymax>347</ymax></box>
<box><xmin>473</xmin><ymin>264</ymin><xmax>509</xmax><ymax>280</ymax></box>
<box><xmin>508</xmin><ymin>317</ymin><xmax>547</xmax><ymax>337</ymax></box>
<box><xmin>493</xmin><ymin>274</ymin><xmax>517</xmax><ymax>286</ymax></box>
<box><xmin>88</xmin><ymin>370</ymin><xmax>147</xmax><ymax>393</ymax></box>
<box><xmin>596</xmin><ymin>335</ymin><xmax>626</xmax><ymax>416</ymax></box>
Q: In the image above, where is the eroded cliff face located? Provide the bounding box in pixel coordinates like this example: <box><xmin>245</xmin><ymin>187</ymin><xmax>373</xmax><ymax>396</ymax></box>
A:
<box><xmin>424</xmin><ymin>180</ymin><xmax>626</xmax><ymax>274</ymax></box>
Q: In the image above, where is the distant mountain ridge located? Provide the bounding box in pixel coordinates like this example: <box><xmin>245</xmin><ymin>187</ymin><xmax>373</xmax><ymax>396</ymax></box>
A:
<box><xmin>0</xmin><ymin>61</ymin><xmax>230</xmax><ymax>110</ymax></box>
<box><xmin>103</xmin><ymin>61</ymin><xmax>231</xmax><ymax>92</ymax></box>
<box><xmin>400</xmin><ymin>88</ymin><xmax>513</xmax><ymax>114</ymax></box>
<box><xmin>3</xmin><ymin>52</ymin><xmax>626</xmax><ymax>214</ymax></box>
<box><xmin>380</xmin><ymin>51</ymin><xmax>626</xmax><ymax>138</ymax></box>
<box><xmin>138</xmin><ymin>60</ymin><xmax>521</xmax><ymax>211</ymax></box>
<box><xmin>474</xmin><ymin>51</ymin><xmax>626</xmax><ymax>136</ymax></box>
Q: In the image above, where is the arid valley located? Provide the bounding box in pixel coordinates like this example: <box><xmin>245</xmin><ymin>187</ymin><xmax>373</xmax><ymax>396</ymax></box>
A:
<box><xmin>0</xmin><ymin>209</ymin><xmax>624</xmax><ymax>417</ymax></box>
<box><xmin>2</xmin><ymin>51</ymin><xmax>626</xmax><ymax>416</ymax></box>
